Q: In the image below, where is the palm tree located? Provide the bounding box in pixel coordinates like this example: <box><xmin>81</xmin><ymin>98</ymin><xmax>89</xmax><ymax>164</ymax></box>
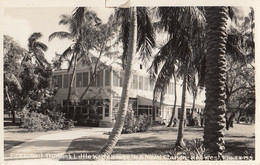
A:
<box><xmin>149</xmin><ymin>57</ymin><xmax>177</xmax><ymax>127</ymax></box>
<box><xmin>28</xmin><ymin>33</ymin><xmax>49</xmax><ymax>68</ymax></box>
<box><xmin>203</xmin><ymin>7</ymin><xmax>255</xmax><ymax>156</ymax></box>
<box><xmin>203</xmin><ymin>7</ymin><xmax>229</xmax><ymax>157</ymax></box>
<box><xmin>49</xmin><ymin>9</ymin><xmax>101</xmax><ymax>104</ymax></box>
<box><xmin>167</xmin><ymin>71</ymin><xmax>177</xmax><ymax>127</ymax></box>
<box><xmin>99</xmin><ymin>7</ymin><xmax>155</xmax><ymax>156</ymax></box>
<box><xmin>153</xmin><ymin>7</ymin><xmax>205</xmax><ymax>147</ymax></box>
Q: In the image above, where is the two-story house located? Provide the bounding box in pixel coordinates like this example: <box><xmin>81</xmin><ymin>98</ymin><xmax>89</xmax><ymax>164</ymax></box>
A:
<box><xmin>52</xmin><ymin>55</ymin><xmax>204</xmax><ymax>127</ymax></box>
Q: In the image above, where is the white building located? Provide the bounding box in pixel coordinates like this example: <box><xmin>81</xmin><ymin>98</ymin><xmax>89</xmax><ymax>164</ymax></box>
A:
<box><xmin>52</xmin><ymin>55</ymin><xmax>205</xmax><ymax>127</ymax></box>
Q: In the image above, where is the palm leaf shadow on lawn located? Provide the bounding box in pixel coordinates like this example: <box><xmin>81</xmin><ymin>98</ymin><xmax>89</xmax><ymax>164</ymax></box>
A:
<box><xmin>62</xmin><ymin>124</ymin><xmax>255</xmax><ymax>161</ymax></box>
<box><xmin>66</xmin><ymin>136</ymin><xmax>175</xmax><ymax>154</ymax></box>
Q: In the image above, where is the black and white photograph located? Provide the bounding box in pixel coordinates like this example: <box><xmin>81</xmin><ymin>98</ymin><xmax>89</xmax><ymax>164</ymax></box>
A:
<box><xmin>1</xmin><ymin>0</ymin><xmax>257</xmax><ymax>163</ymax></box>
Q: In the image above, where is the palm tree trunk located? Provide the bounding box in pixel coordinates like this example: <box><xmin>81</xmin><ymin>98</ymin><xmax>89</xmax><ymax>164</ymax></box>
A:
<box><xmin>67</xmin><ymin>53</ymin><xmax>78</xmax><ymax>102</ymax></box>
<box><xmin>190</xmin><ymin>98</ymin><xmax>196</xmax><ymax>126</ymax></box>
<box><xmin>99</xmin><ymin>7</ymin><xmax>137</xmax><ymax>156</ymax></box>
<box><xmin>203</xmin><ymin>7</ymin><xmax>228</xmax><ymax>157</ymax></box>
<box><xmin>175</xmin><ymin>64</ymin><xmax>188</xmax><ymax>147</ymax></box>
<box><xmin>67</xmin><ymin>53</ymin><xmax>78</xmax><ymax>118</ymax></box>
<box><xmin>167</xmin><ymin>72</ymin><xmax>177</xmax><ymax>127</ymax></box>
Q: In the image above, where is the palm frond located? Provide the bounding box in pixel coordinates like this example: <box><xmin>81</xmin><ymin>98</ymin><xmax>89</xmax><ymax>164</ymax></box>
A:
<box><xmin>136</xmin><ymin>7</ymin><xmax>156</xmax><ymax>60</ymax></box>
<box><xmin>34</xmin><ymin>42</ymin><xmax>48</xmax><ymax>52</ymax></box>
<box><xmin>149</xmin><ymin>37</ymin><xmax>177</xmax><ymax>74</ymax></box>
<box><xmin>67</xmin><ymin>53</ymin><xmax>76</xmax><ymax>72</ymax></box>
<box><xmin>28</xmin><ymin>32</ymin><xmax>44</xmax><ymax>51</ymax></box>
<box><xmin>61</xmin><ymin>46</ymin><xmax>73</xmax><ymax>60</ymax></box>
<box><xmin>59</xmin><ymin>14</ymin><xmax>71</xmax><ymax>25</ymax></box>
<box><xmin>152</xmin><ymin>59</ymin><xmax>176</xmax><ymax>103</ymax></box>
<box><xmin>72</xmin><ymin>7</ymin><xmax>85</xmax><ymax>30</ymax></box>
<box><xmin>34</xmin><ymin>51</ymin><xmax>50</xmax><ymax>67</ymax></box>
<box><xmin>49</xmin><ymin>31</ymin><xmax>74</xmax><ymax>41</ymax></box>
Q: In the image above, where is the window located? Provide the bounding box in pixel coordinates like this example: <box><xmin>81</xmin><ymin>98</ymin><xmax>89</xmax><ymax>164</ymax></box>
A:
<box><xmin>97</xmin><ymin>106</ymin><xmax>103</xmax><ymax>119</ymax></box>
<box><xmin>76</xmin><ymin>72</ymin><xmax>83</xmax><ymax>87</ymax></box>
<box><xmin>138</xmin><ymin>105</ymin><xmax>152</xmax><ymax>115</ymax></box>
<box><xmin>56</xmin><ymin>75</ymin><xmax>62</xmax><ymax>88</ymax></box>
<box><xmin>105</xmin><ymin>69</ymin><xmax>110</xmax><ymax>86</ymax></box>
<box><xmin>144</xmin><ymin>77</ymin><xmax>149</xmax><ymax>91</ymax></box>
<box><xmin>63</xmin><ymin>74</ymin><xmax>69</xmax><ymax>88</ymax></box>
<box><xmin>97</xmin><ymin>71</ymin><xmax>103</xmax><ymax>87</ymax></box>
<box><xmin>139</xmin><ymin>76</ymin><xmax>143</xmax><ymax>90</ymax></box>
<box><xmin>119</xmin><ymin>71</ymin><xmax>124</xmax><ymax>87</ymax></box>
<box><xmin>105</xmin><ymin>105</ymin><xmax>109</xmax><ymax>117</ymax></box>
<box><xmin>113</xmin><ymin>70</ymin><xmax>120</xmax><ymax>87</ymax></box>
<box><xmin>131</xmin><ymin>74</ymin><xmax>138</xmax><ymax>89</ymax></box>
<box><xmin>83</xmin><ymin>72</ymin><xmax>89</xmax><ymax>87</ymax></box>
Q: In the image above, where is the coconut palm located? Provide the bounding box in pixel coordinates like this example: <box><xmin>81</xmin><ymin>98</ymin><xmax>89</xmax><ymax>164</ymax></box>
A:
<box><xmin>203</xmin><ymin>7</ymin><xmax>255</xmax><ymax>156</ymax></box>
<box><xmin>49</xmin><ymin>8</ymin><xmax>101</xmax><ymax>104</ymax></box>
<box><xmin>99</xmin><ymin>7</ymin><xmax>155</xmax><ymax>156</ymax></box>
<box><xmin>203</xmin><ymin>7</ymin><xmax>229</xmax><ymax>157</ymax></box>
<box><xmin>152</xmin><ymin>7</ymin><xmax>205</xmax><ymax>147</ymax></box>
<box><xmin>149</xmin><ymin>57</ymin><xmax>177</xmax><ymax>127</ymax></box>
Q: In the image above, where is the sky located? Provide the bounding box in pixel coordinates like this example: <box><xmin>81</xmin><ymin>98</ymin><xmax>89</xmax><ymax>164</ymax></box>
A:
<box><xmin>3</xmin><ymin>7</ymin><xmax>114</xmax><ymax>63</ymax></box>
<box><xmin>3</xmin><ymin>6</ymin><xmax>252</xmax><ymax>63</ymax></box>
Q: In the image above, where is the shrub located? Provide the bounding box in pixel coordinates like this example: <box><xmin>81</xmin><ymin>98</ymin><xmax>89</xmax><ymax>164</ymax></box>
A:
<box><xmin>20</xmin><ymin>107</ymin><xmax>74</xmax><ymax>132</ymax></box>
<box><xmin>122</xmin><ymin>107</ymin><xmax>151</xmax><ymax>134</ymax></box>
<box><xmin>166</xmin><ymin>139</ymin><xmax>207</xmax><ymax>160</ymax></box>
<box><xmin>135</xmin><ymin>114</ymin><xmax>151</xmax><ymax>132</ymax></box>
<box><xmin>122</xmin><ymin>108</ymin><xmax>136</xmax><ymax>133</ymax></box>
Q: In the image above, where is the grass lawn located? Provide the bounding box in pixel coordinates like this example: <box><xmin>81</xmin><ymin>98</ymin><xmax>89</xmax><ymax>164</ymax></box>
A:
<box><xmin>64</xmin><ymin>123</ymin><xmax>255</xmax><ymax>161</ymax></box>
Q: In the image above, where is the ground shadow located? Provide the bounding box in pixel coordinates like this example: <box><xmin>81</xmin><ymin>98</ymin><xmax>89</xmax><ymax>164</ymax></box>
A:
<box><xmin>63</xmin><ymin>135</ymin><xmax>176</xmax><ymax>161</ymax></box>
<box><xmin>4</xmin><ymin>140</ymin><xmax>24</xmax><ymax>151</ymax></box>
<box><xmin>224</xmin><ymin>140</ymin><xmax>255</xmax><ymax>159</ymax></box>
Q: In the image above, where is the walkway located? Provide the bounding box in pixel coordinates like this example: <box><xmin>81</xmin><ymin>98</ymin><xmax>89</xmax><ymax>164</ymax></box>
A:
<box><xmin>4</xmin><ymin>127</ymin><xmax>112</xmax><ymax>162</ymax></box>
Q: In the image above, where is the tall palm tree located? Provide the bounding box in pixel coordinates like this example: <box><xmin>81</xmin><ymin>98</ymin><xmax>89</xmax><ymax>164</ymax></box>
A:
<box><xmin>203</xmin><ymin>7</ymin><xmax>229</xmax><ymax>157</ymax></box>
<box><xmin>153</xmin><ymin>7</ymin><xmax>205</xmax><ymax>147</ymax></box>
<box><xmin>167</xmin><ymin>71</ymin><xmax>177</xmax><ymax>127</ymax></box>
<box><xmin>203</xmin><ymin>7</ymin><xmax>255</xmax><ymax>156</ymax></box>
<box><xmin>149</xmin><ymin>58</ymin><xmax>177</xmax><ymax>127</ymax></box>
<box><xmin>99</xmin><ymin>7</ymin><xmax>155</xmax><ymax>156</ymax></box>
<box><xmin>49</xmin><ymin>9</ymin><xmax>101</xmax><ymax>104</ymax></box>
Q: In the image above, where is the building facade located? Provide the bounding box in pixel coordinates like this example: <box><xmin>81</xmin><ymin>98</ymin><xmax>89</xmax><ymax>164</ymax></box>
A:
<box><xmin>52</xmin><ymin>57</ymin><xmax>204</xmax><ymax>127</ymax></box>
